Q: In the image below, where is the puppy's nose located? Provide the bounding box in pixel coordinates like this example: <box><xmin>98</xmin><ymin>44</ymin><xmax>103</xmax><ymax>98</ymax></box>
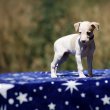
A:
<box><xmin>81</xmin><ymin>40</ymin><xmax>86</xmax><ymax>43</ymax></box>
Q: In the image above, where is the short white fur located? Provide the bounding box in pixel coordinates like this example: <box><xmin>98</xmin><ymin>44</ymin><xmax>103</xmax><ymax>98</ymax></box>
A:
<box><xmin>51</xmin><ymin>21</ymin><xmax>99</xmax><ymax>78</ymax></box>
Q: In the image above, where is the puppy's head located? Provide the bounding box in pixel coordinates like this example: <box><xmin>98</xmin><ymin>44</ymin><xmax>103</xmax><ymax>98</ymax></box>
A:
<box><xmin>74</xmin><ymin>21</ymin><xmax>99</xmax><ymax>44</ymax></box>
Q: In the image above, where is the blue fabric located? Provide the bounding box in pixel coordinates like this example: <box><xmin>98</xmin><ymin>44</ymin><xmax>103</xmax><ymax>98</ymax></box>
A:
<box><xmin>0</xmin><ymin>69</ymin><xmax>110</xmax><ymax>110</ymax></box>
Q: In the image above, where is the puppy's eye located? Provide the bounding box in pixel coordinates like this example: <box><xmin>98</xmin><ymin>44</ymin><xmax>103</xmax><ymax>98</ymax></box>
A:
<box><xmin>79</xmin><ymin>32</ymin><xmax>81</xmax><ymax>34</ymax></box>
<box><xmin>87</xmin><ymin>32</ymin><xmax>91</xmax><ymax>36</ymax></box>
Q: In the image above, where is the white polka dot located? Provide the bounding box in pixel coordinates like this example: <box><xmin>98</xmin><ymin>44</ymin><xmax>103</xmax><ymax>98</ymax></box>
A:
<box><xmin>95</xmin><ymin>106</ymin><xmax>99</xmax><ymax>110</ymax></box>
<box><xmin>96</xmin><ymin>95</ymin><xmax>99</xmax><ymax>98</ymax></box>
<box><xmin>65</xmin><ymin>101</ymin><xmax>69</xmax><ymax>105</ymax></box>
<box><xmin>51</xmin><ymin>82</ymin><xmax>54</xmax><ymax>84</ymax></box>
<box><xmin>44</xmin><ymin>95</ymin><xmax>47</xmax><ymax>99</ymax></box>
<box><xmin>105</xmin><ymin>80</ymin><xmax>108</xmax><ymax>84</ymax></box>
<box><xmin>8</xmin><ymin>98</ymin><xmax>14</xmax><ymax>105</ymax></box>
<box><xmin>29</xmin><ymin>97</ymin><xmax>33</xmax><ymax>101</ymax></box>
<box><xmin>33</xmin><ymin>89</ymin><xmax>37</xmax><ymax>92</ymax></box>
<box><xmin>96</xmin><ymin>82</ymin><xmax>100</xmax><ymax>86</ymax></box>
<box><xmin>76</xmin><ymin>105</ymin><xmax>80</xmax><ymax>109</ymax></box>
<box><xmin>15</xmin><ymin>104</ymin><xmax>19</xmax><ymax>107</ymax></box>
<box><xmin>15</xmin><ymin>92</ymin><xmax>18</xmax><ymax>96</ymax></box>
<box><xmin>81</xmin><ymin>93</ymin><xmax>86</xmax><ymax>98</ymax></box>
<box><xmin>57</xmin><ymin>88</ymin><xmax>62</xmax><ymax>92</ymax></box>
<box><xmin>39</xmin><ymin>86</ymin><xmax>43</xmax><ymax>90</ymax></box>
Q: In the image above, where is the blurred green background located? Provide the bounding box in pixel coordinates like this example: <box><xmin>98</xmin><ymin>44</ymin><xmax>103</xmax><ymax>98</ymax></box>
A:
<box><xmin>0</xmin><ymin>0</ymin><xmax>110</xmax><ymax>73</ymax></box>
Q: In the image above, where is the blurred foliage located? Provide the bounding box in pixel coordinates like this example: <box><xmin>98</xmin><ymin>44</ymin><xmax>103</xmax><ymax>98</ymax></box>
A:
<box><xmin>0</xmin><ymin>0</ymin><xmax>110</xmax><ymax>73</ymax></box>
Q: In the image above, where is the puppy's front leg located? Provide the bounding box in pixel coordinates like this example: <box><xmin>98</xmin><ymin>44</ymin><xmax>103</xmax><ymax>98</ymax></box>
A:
<box><xmin>87</xmin><ymin>54</ymin><xmax>93</xmax><ymax>77</ymax></box>
<box><xmin>75</xmin><ymin>54</ymin><xmax>86</xmax><ymax>78</ymax></box>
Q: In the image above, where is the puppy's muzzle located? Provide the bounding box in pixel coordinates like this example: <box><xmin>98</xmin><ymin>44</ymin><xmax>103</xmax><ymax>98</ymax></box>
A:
<box><xmin>81</xmin><ymin>40</ymin><xmax>86</xmax><ymax>43</ymax></box>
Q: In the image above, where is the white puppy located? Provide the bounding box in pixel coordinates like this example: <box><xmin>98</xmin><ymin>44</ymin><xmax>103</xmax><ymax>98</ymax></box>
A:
<box><xmin>51</xmin><ymin>21</ymin><xmax>99</xmax><ymax>78</ymax></box>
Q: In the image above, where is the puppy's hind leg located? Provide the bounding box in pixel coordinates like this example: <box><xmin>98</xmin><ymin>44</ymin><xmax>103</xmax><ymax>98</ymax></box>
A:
<box><xmin>58</xmin><ymin>52</ymin><xmax>69</xmax><ymax>67</ymax></box>
<box><xmin>51</xmin><ymin>52</ymin><xmax>64</xmax><ymax>78</ymax></box>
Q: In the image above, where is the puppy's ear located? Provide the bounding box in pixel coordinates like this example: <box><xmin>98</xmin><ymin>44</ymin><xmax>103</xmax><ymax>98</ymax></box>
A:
<box><xmin>74</xmin><ymin>22</ymin><xmax>81</xmax><ymax>32</ymax></box>
<box><xmin>91</xmin><ymin>22</ymin><xmax>100</xmax><ymax>31</ymax></box>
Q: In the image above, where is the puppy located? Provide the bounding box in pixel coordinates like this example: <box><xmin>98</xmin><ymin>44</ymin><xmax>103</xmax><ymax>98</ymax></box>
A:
<box><xmin>51</xmin><ymin>21</ymin><xmax>99</xmax><ymax>78</ymax></box>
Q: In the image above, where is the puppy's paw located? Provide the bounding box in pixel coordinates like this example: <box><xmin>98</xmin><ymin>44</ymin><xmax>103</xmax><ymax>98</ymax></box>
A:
<box><xmin>88</xmin><ymin>73</ymin><xmax>93</xmax><ymax>77</ymax></box>
<box><xmin>51</xmin><ymin>73</ymin><xmax>57</xmax><ymax>78</ymax></box>
<box><xmin>79</xmin><ymin>74</ymin><xmax>86</xmax><ymax>78</ymax></box>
